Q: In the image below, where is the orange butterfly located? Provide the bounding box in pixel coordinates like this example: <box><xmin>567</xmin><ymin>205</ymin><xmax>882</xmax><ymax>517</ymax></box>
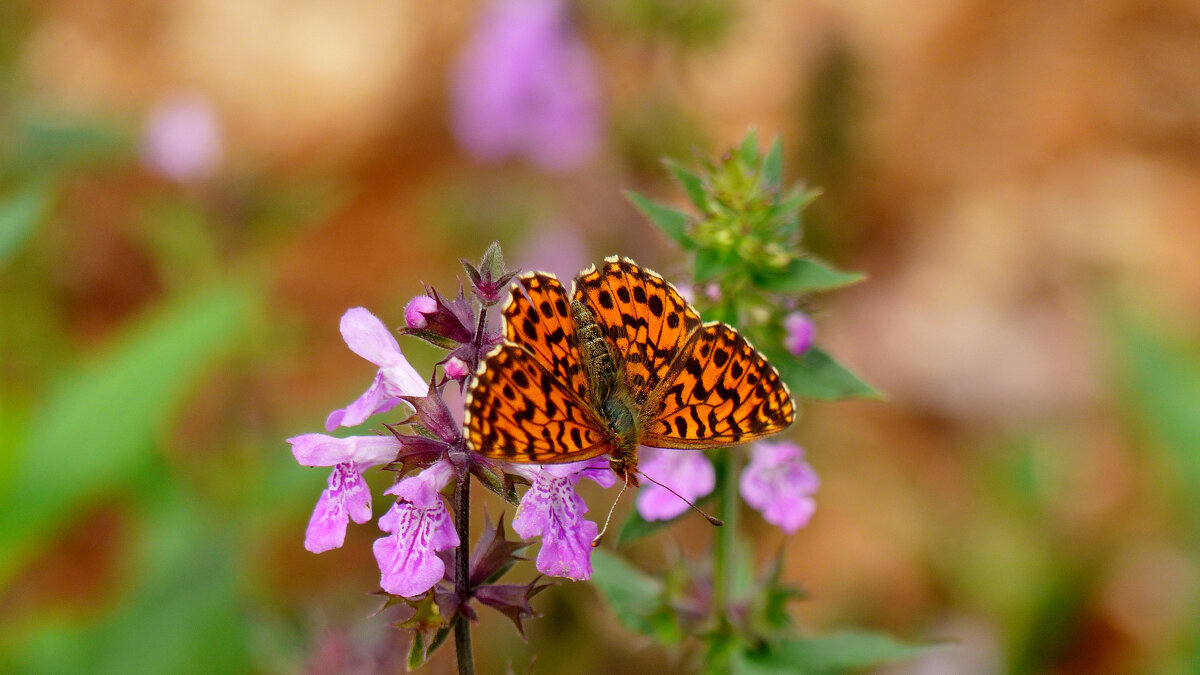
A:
<box><xmin>464</xmin><ymin>257</ymin><xmax>794</xmax><ymax>486</ymax></box>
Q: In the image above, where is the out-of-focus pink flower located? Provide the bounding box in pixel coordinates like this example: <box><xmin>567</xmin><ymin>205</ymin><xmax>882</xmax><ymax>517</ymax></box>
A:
<box><xmin>326</xmin><ymin>307</ymin><xmax>428</xmax><ymax>431</ymax></box>
<box><xmin>511</xmin><ymin>458</ymin><xmax>616</xmax><ymax>580</ymax></box>
<box><xmin>635</xmin><ymin>447</ymin><xmax>715</xmax><ymax>521</ymax></box>
<box><xmin>451</xmin><ymin>0</ymin><xmax>602</xmax><ymax>172</ymax></box>
<box><xmin>141</xmin><ymin>93</ymin><xmax>223</xmax><ymax>182</ymax></box>
<box><xmin>739</xmin><ymin>441</ymin><xmax>819</xmax><ymax>534</ymax></box>
<box><xmin>289</xmin><ymin>433</ymin><xmax>403</xmax><ymax>553</ymax></box>
<box><xmin>374</xmin><ymin>460</ymin><xmax>459</xmax><ymax>597</ymax></box>
<box><xmin>783</xmin><ymin>311</ymin><xmax>815</xmax><ymax>356</ymax></box>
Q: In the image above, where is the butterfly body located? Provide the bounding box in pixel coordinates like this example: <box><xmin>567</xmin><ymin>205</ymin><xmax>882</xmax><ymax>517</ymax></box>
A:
<box><xmin>464</xmin><ymin>256</ymin><xmax>794</xmax><ymax>483</ymax></box>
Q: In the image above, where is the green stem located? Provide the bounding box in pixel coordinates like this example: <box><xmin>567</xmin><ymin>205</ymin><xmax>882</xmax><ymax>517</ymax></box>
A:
<box><xmin>453</xmin><ymin>476</ymin><xmax>474</xmax><ymax>675</ymax></box>
<box><xmin>712</xmin><ymin>451</ymin><xmax>739</xmax><ymax>626</ymax></box>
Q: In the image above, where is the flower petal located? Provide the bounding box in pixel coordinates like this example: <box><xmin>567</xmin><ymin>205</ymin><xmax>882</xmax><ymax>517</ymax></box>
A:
<box><xmin>340</xmin><ymin>307</ymin><xmax>403</xmax><ymax>367</ymax></box>
<box><xmin>374</xmin><ymin>494</ymin><xmax>460</xmax><ymax>597</ymax></box>
<box><xmin>325</xmin><ymin>372</ymin><xmax>403</xmax><ymax>430</ymax></box>
<box><xmin>512</xmin><ymin>464</ymin><xmax>599</xmax><ymax>580</ymax></box>
<box><xmin>289</xmin><ymin>433</ymin><xmax>401</xmax><ymax>468</ymax></box>
<box><xmin>635</xmin><ymin>447</ymin><xmax>715</xmax><ymax>521</ymax></box>
<box><xmin>305</xmin><ymin>486</ymin><xmax>349</xmax><ymax>553</ymax></box>
<box><xmin>739</xmin><ymin>441</ymin><xmax>819</xmax><ymax>534</ymax></box>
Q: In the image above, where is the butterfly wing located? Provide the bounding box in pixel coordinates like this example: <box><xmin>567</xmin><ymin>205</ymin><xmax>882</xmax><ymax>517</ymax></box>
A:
<box><xmin>639</xmin><ymin>322</ymin><xmax>794</xmax><ymax>448</ymax></box>
<box><xmin>465</xmin><ymin>344</ymin><xmax>612</xmax><ymax>463</ymax></box>
<box><xmin>502</xmin><ymin>272</ymin><xmax>591</xmax><ymax>402</ymax></box>
<box><xmin>572</xmin><ymin>256</ymin><xmax>702</xmax><ymax>406</ymax></box>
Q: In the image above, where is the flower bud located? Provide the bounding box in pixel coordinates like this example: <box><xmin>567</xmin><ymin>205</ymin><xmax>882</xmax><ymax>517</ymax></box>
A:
<box><xmin>444</xmin><ymin>356</ymin><xmax>471</xmax><ymax>380</ymax></box>
<box><xmin>405</xmin><ymin>295</ymin><xmax>438</xmax><ymax>330</ymax></box>
<box><xmin>783</xmin><ymin>310</ymin><xmax>815</xmax><ymax>356</ymax></box>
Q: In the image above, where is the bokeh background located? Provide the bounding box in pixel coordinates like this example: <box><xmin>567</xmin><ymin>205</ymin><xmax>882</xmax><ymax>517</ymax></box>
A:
<box><xmin>3</xmin><ymin>1</ymin><xmax>1200</xmax><ymax>673</ymax></box>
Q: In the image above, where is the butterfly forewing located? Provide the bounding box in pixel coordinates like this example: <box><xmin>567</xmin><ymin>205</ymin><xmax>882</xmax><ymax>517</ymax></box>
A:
<box><xmin>503</xmin><ymin>273</ymin><xmax>591</xmax><ymax>401</ymax></box>
<box><xmin>639</xmin><ymin>323</ymin><xmax>794</xmax><ymax>449</ymax></box>
<box><xmin>465</xmin><ymin>344</ymin><xmax>611</xmax><ymax>463</ymax></box>
<box><xmin>572</xmin><ymin>257</ymin><xmax>701</xmax><ymax>406</ymax></box>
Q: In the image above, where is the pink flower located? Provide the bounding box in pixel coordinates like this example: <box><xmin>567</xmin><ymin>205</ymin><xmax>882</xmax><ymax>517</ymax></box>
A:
<box><xmin>635</xmin><ymin>447</ymin><xmax>715</xmax><ymax>521</ymax></box>
<box><xmin>783</xmin><ymin>311</ymin><xmax>815</xmax><ymax>356</ymax></box>
<box><xmin>451</xmin><ymin>0</ymin><xmax>602</xmax><ymax>171</ymax></box>
<box><xmin>443</xmin><ymin>357</ymin><xmax>471</xmax><ymax>380</ymax></box>
<box><xmin>404</xmin><ymin>295</ymin><xmax>438</xmax><ymax>330</ymax></box>
<box><xmin>289</xmin><ymin>434</ymin><xmax>403</xmax><ymax>553</ymax></box>
<box><xmin>739</xmin><ymin>441</ymin><xmax>819</xmax><ymax>534</ymax></box>
<box><xmin>511</xmin><ymin>458</ymin><xmax>616</xmax><ymax>580</ymax></box>
<box><xmin>374</xmin><ymin>460</ymin><xmax>460</xmax><ymax>597</ymax></box>
<box><xmin>141</xmin><ymin>92</ymin><xmax>223</xmax><ymax>182</ymax></box>
<box><xmin>325</xmin><ymin>307</ymin><xmax>428</xmax><ymax>431</ymax></box>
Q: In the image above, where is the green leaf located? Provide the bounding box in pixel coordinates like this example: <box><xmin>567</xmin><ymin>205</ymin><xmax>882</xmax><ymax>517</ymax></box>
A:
<box><xmin>0</xmin><ymin>180</ymin><xmax>52</xmax><ymax>266</ymax></box>
<box><xmin>775</xmin><ymin>347</ymin><xmax>880</xmax><ymax>400</ymax></box>
<box><xmin>754</xmin><ymin>257</ymin><xmax>864</xmax><ymax>294</ymax></box>
<box><xmin>6</xmin><ymin>489</ymin><xmax>251</xmax><ymax>674</ymax></box>
<box><xmin>762</xmin><ymin>137</ymin><xmax>783</xmax><ymax>190</ymax></box>
<box><xmin>589</xmin><ymin>548</ymin><xmax>663</xmax><ymax>636</ymax></box>
<box><xmin>666</xmin><ymin>160</ymin><xmax>710</xmax><ymax>213</ymax></box>
<box><xmin>1109</xmin><ymin>308</ymin><xmax>1200</xmax><ymax>513</ymax></box>
<box><xmin>740</xmin><ymin>632</ymin><xmax>931</xmax><ymax>674</ymax></box>
<box><xmin>694</xmin><ymin>248</ymin><xmax>735</xmax><ymax>282</ymax></box>
<box><xmin>738</xmin><ymin>129</ymin><xmax>759</xmax><ymax>167</ymax></box>
<box><xmin>626</xmin><ymin>191</ymin><xmax>694</xmax><ymax>249</ymax></box>
<box><xmin>0</xmin><ymin>280</ymin><xmax>261</xmax><ymax>586</ymax></box>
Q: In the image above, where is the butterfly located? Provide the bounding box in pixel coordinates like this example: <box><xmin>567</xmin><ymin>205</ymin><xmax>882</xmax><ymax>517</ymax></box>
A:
<box><xmin>463</xmin><ymin>256</ymin><xmax>795</xmax><ymax>486</ymax></box>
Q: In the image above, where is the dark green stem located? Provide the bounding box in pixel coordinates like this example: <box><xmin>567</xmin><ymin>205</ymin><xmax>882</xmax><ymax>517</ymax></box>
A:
<box><xmin>453</xmin><ymin>476</ymin><xmax>473</xmax><ymax>675</ymax></box>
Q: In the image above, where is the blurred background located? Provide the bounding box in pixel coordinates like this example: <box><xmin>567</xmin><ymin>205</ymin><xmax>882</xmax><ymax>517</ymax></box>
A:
<box><xmin>3</xmin><ymin>0</ymin><xmax>1200</xmax><ymax>673</ymax></box>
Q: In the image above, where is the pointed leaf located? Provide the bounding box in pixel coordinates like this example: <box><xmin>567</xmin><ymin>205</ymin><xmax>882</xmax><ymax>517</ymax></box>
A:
<box><xmin>773</xmin><ymin>347</ymin><xmax>880</xmax><ymax>400</ymax></box>
<box><xmin>694</xmin><ymin>248</ymin><xmax>734</xmax><ymax>282</ymax></box>
<box><xmin>738</xmin><ymin>129</ymin><xmax>759</xmax><ymax>167</ymax></box>
<box><xmin>666</xmin><ymin>160</ymin><xmax>710</xmax><ymax>213</ymax></box>
<box><xmin>754</xmin><ymin>258</ymin><xmax>864</xmax><ymax>294</ymax></box>
<box><xmin>626</xmin><ymin>191</ymin><xmax>694</xmax><ymax>249</ymax></box>
<box><xmin>762</xmin><ymin>137</ymin><xmax>783</xmax><ymax>190</ymax></box>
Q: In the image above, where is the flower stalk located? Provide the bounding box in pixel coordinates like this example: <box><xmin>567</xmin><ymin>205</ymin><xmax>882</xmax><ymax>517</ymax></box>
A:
<box><xmin>453</xmin><ymin>477</ymin><xmax>474</xmax><ymax>675</ymax></box>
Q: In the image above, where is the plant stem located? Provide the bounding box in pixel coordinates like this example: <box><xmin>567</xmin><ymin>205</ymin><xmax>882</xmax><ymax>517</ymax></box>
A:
<box><xmin>712</xmin><ymin>451</ymin><xmax>739</xmax><ymax>627</ymax></box>
<box><xmin>453</xmin><ymin>476</ymin><xmax>474</xmax><ymax>675</ymax></box>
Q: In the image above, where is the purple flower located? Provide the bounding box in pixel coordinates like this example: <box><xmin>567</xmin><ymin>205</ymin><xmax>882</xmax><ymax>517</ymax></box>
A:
<box><xmin>739</xmin><ymin>441</ymin><xmax>819</xmax><ymax>534</ymax></box>
<box><xmin>374</xmin><ymin>460</ymin><xmax>460</xmax><ymax>597</ymax></box>
<box><xmin>511</xmin><ymin>458</ymin><xmax>616</xmax><ymax>580</ymax></box>
<box><xmin>783</xmin><ymin>311</ymin><xmax>815</xmax><ymax>356</ymax></box>
<box><xmin>635</xmin><ymin>447</ymin><xmax>715</xmax><ymax>521</ymax></box>
<box><xmin>326</xmin><ymin>307</ymin><xmax>428</xmax><ymax>431</ymax></box>
<box><xmin>404</xmin><ymin>295</ymin><xmax>438</xmax><ymax>330</ymax></box>
<box><xmin>289</xmin><ymin>433</ymin><xmax>403</xmax><ymax>553</ymax></box>
<box><xmin>451</xmin><ymin>0</ymin><xmax>602</xmax><ymax>172</ymax></box>
<box><xmin>141</xmin><ymin>92</ymin><xmax>223</xmax><ymax>182</ymax></box>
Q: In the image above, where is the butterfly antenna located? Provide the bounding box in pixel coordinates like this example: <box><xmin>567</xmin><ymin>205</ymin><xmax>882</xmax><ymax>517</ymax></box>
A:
<box><xmin>591</xmin><ymin>479</ymin><xmax>630</xmax><ymax>548</ymax></box>
<box><xmin>636</xmin><ymin>471</ymin><xmax>724</xmax><ymax>527</ymax></box>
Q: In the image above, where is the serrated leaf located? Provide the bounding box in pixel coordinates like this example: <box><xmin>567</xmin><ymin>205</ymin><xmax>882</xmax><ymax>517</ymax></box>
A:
<box><xmin>626</xmin><ymin>191</ymin><xmax>694</xmax><ymax>249</ymax></box>
<box><xmin>666</xmin><ymin>160</ymin><xmax>710</xmax><ymax>213</ymax></box>
<box><xmin>740</xmin><ymin>632</ymin><xmax>932</xmax><ymax>673</ymax></box>
<box><xmin>774</xmin><ymin>347</ymin><xmax>880</xmax><ymax>400</ymax></box>
<box><xmin>754</xmin><ymin>258</ymin><xmax>864</xmax><ymax>293</ymax></box>
<box><xmin>0</xmin><ymin>180</ymin><xmax>52</xmax><ymax>266</ymax></box>
<box><xmin>762</xmin><ymin>137</ymin><xmax>783</xmax><ymax>190</ymax></box>
<box><xmin>589</xmin><ymin>548</ymin><xmax>663</xmax><ymax>636</ymax></box>
<box><xmin>0</xmin><ymin>280</ymin><xmax>260</xmax><ymax>587</ymax></box>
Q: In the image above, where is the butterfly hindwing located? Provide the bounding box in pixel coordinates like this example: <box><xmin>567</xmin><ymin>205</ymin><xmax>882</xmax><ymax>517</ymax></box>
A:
<box><xmin>639</xmin><ymin>322</ymin><xmax>795</xmax><ymax>449</ymax></box>
<box><xmin>465</xmin><ymin>344</ymin><xmax>611</xmax><ymax>463</ymax></box>
<box><xmin>572</xmin><ymin>256</ymin><xmax>701</xmax><ymax>406</ymax></box>
<box><xmin>503</xmin><ymin>273</ymin><xmax>590</xmax><ymax>401</ymax></box>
